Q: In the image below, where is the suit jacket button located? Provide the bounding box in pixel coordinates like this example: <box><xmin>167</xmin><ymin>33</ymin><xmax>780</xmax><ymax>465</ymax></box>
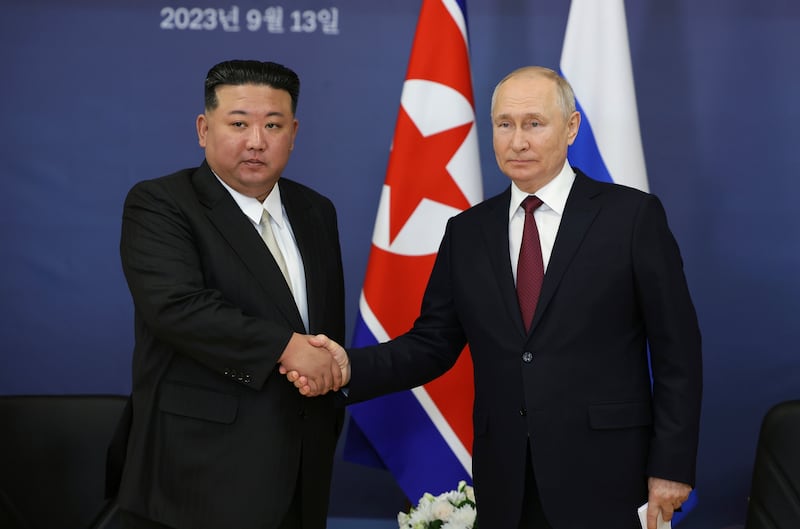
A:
<box><xmin>243</xmin><ymin>374</ymin><xmax>252</xmax><ymax>384</ymax></box>
<box><xmin>223</xmin><ymin>369</ymin><xmax>231</xmax><ymax>376</ymax></box>
<box><xmin>522</xmin><ymin>351</ymin><xmax>533</xmax><ymax>363</ymax></box>
<box><xmin>519</xmin><ymin>408</ymin><xmax>527</xmax><ymax>416</ymax></box>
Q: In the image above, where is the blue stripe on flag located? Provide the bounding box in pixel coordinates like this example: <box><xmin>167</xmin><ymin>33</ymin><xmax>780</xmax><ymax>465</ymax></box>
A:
<box><xmin>350</xmin><ymin>310</ymin><xmax>378</xmax><ymax>349</ymax></box>
<box><xmin>563</xmin><ymin>96</ymin><xmax>614</xmax><ymax>184</ymax></box>
<box><xmin>343</xmin><ymin>313</ymin><xmax>384</xmax><ymax>468</ymax></box>
<box><xmin>348</xmin><ymin>388</ymin><xmax>471</xmax><ymax>502</ymax></box>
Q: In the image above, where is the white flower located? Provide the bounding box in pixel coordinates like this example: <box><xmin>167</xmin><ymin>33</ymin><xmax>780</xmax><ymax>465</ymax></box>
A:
<box><xmin>398</xmin><ymin>481</ymin><xmax>477</xmax><ymax>529</ymax></box>
<box><xmin>431</xmin><ymin>498</ymin><xmax>455</xmax><ymax>519</ymax></box>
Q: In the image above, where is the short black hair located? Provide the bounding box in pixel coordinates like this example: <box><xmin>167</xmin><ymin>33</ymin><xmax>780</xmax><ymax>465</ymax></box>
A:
<box><xmin>204</xmin><ymin>60</ymin><xmax>300</xmax><ymax>114</ymax></box>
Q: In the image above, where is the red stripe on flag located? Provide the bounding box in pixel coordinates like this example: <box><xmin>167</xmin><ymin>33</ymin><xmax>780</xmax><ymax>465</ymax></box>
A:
<box><xmin>362</xmin><ymin>248</ymin><xmax>435</xmax><ymax>338</ymax></box>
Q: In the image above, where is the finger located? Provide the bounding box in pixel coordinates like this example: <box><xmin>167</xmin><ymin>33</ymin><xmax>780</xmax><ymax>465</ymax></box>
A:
<box><xmin>646</xmin><ymin>506</ymin><xmax>659</xmax><ymax>529</ymax></box>
<box><xmin>330</xmin><ymin>359</ymin><xmax>342</xmax><ymax>391</ymax></box>
<box><xmin>307</xmin><ymin>378</ymin><xmax>321</xmax><ymax>395</ymax></box>
<box><xmin>279</xmin><ymin>365</ymin><xmax>287</xmax><ymax>375</ymax></box>
<box><xmin>319</xmin><ymin>368</ymin><xmax>332</xmax><ymax>393</ymax></box>
<box><xmin>308</xmin><ymin>334</ymin><xmax>328</xmax><ymax>347</ymax></box>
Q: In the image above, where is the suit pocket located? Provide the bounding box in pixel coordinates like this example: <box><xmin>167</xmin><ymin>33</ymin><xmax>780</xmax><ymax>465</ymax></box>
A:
<box><xmin>588</xmin><ymin>401</ymin><xmax>652</xmax><ymax>430</ymax></box>
<box><xmin>158</xmin><ymin>382</ymin><xmax>238</xmax><ymax>424</ymax></box>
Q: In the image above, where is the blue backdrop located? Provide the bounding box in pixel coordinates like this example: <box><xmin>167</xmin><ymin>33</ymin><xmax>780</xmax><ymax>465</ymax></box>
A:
<box><xmin>2</xmin><ymin>1</ymin><xmax>799</xmax><ymax>527</ymax></box>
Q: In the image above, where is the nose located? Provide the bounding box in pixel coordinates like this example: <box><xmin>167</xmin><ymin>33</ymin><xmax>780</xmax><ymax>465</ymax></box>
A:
<box><xmin>247</xmin><ymin>126</ymin><xmax>266</xmax><ymax>150</ymax></box>
<box><xmin>511</xmin><ymin>129</ymin><xmax>529</xmax><ymax>152</ymax></box>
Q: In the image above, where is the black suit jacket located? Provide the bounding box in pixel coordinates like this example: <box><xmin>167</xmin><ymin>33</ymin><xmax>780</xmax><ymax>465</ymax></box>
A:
<box><xmin>347</xmin><ymin>170</ymin><xmax>702</xmax><ymax>529</ymax></box>
<box><xmin>117</xmin><ymin>161</ymin><xmax>345</xmax><ymax>529</ymax></box>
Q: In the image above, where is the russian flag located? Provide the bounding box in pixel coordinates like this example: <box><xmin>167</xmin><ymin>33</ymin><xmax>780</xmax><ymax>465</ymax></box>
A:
<box><xmin>560</xmin><ymin>0</ymin><xmax>696</xmax><ymax>523</ymax></box>
<box><xmin>560</xmin><ymin>0</ymin><xmax>648</xmax><ymax>192</ymax></box>
<box><xmin>344</xmin><ymin>0</ymin><xmax>483</xmax><ymax>503</ymax></box>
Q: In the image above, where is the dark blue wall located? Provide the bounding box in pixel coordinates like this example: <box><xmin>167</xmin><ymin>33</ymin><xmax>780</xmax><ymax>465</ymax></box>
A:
<box><xmin>2</xmin><ymin>1</ymin><xmax>799</xmax><ymax>527</ymax></box>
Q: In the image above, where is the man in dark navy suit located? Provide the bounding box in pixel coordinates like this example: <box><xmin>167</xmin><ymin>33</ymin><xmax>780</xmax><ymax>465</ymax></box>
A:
<box><xmin>288</xmin><ymin>66</ymin><xmax>702</xmax><ymax>529</ymax></box>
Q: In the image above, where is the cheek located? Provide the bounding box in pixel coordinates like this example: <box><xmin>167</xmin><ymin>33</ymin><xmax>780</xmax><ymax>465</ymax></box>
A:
<box><xmin>218</xmin><ymin>136</ymin><xmax>243</xmax><ymax>152</ymax></box>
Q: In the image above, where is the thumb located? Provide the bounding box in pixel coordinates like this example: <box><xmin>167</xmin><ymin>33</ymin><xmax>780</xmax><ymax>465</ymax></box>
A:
<box><xmin>308</xmin><ymin>333</ymin><xmax>329</xmax><ymax>348</ymax></box>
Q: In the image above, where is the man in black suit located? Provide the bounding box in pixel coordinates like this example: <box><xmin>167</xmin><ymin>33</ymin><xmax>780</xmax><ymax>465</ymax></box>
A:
<box><xmin>288</xmin><ymin>66</ymin><xmax>702</xmax><ymax>529</ymax></box>
<box><xmin>116</xmin><ymin>60</ymin><xmax>346</xmax><ymax>529</ymax></box>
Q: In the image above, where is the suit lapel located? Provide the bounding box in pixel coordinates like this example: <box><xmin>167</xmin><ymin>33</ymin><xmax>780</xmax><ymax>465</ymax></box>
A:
<box><xmin>529</xmin><ymin>170</ymin><xmax>602</xmax><ymax>333</ymax></box>
<box><xmin>192</xmin><ymin>162</ymin><xmax>304</xmax><ymax>329</ymax></box>
<box><xmin>279</xmin><ymin>179</ymin><xmax>324</xmax><ymax>330</ymax></box>
<box><xmin>480</xmin><ymin>188</ymin><xmax>530</xmax><ymax>337</ymax></box>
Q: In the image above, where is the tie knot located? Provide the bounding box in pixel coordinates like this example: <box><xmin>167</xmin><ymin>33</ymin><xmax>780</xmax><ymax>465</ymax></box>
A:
<box><xmin>521</xmin><ymin>195</ymin><xmax>543</xmax><ymax>214</ymax></box>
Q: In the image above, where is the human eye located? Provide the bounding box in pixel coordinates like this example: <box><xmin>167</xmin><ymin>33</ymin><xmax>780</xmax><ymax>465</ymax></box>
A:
<box><xmin>232</xmin><ymin>121</ymin><xmax>246</xmax><ymax>128</ymax></box>
<box><xmin>265</xmin><ymin>122</ymin><xmax>280</xmax><ymax>129</ymax></box>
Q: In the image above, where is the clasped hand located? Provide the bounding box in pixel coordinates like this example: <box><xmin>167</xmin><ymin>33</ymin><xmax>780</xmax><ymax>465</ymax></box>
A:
<box><xmin>278</xmin><ymin>333</ymin><xmax>350</xmax><ymax>396</ymax></box>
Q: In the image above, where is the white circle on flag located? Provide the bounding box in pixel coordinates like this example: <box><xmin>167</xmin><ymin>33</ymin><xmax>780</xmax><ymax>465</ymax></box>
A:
<box><xmin>371</xmin><ymin>79</ymin><xmax>482</xmax><ymax>256</ymax></box>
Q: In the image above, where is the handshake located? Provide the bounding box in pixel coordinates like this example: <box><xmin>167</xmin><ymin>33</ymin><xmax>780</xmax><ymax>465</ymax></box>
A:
<box><xmin>278</xmin><ymin>333</ymin><xmax>350</xmax><ymax>396</ymax></box>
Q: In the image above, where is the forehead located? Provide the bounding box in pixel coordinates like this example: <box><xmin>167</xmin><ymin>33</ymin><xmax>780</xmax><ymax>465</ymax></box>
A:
<box><xmin>493</xmin><ymin>75</ymin><xmax>558</xmax><ymax>116</ymax></box>
<box><xmin>213</xmin><ymin>83</ymin><xmax>292</xmax><ymax>112</ymax></box>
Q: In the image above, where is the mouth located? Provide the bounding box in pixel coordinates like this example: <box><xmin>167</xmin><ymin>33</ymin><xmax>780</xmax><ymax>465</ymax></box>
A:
<box><xmin>243</xmin><ymin>159</ymin><xmax>266</xmax><ymax>166</ymax></box>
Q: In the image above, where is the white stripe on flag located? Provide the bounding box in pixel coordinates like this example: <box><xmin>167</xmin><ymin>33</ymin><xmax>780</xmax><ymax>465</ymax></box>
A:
<box><xmin>411</xmin><ymin>386</ymin><xmax>473</xmax><ymax>477</ymax></box>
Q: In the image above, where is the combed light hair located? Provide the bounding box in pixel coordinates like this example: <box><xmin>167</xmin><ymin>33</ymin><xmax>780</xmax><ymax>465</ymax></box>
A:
<box><xmin>490</xmin><ymin>66</ymin><xmax>576</xmax><ymax>120</ymax></box>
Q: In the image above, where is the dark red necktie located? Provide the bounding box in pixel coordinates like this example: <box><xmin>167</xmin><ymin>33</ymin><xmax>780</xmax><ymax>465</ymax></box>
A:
<box><xmin>517</xmin><ymin>195</ymin><xmax>544</xmax><ymax>332</ymax></box>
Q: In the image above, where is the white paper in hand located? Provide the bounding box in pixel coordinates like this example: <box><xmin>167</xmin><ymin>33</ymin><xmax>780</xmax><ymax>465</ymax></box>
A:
<box><xmin>638</xmin><ymin>503</ymin><xmax>671</xmax><ymax>529</ymax></box>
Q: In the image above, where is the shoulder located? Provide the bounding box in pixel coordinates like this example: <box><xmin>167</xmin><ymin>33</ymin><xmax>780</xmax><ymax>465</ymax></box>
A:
<box><xmin>574</xmin><ymin>168</ymin><xmax>649</xmax><ymax>199</ymax></box>
<box><xmin>450</xmin><ymin>188</ymin><xmax>510</xmax><ymax>225</ymax></box>
<box><xmin>571</xmin><ymin>167</ymin><xmax>664</xmax><ymax>215</ymax></box>
<box><xmin>279</xmin><ymin>177</ymin><xmax>336</xmax><ymax>210</ymax></box>
<box><xmin>124</xmin><ymin>167</ymin><xmax>202</xmax><ymax>211</ymax></box>
<box><xmin>127</xmin><ymin>166</ymin><xmax>199</xmax><ymax>197</ymax></box>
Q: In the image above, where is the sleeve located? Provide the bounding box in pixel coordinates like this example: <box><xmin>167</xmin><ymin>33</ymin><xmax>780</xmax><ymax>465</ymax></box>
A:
<box><xmin>120</xmin><ymin>179</ymin><xmax>292</xmax><ymax>389</ymax></box>
<box><xmin>347</xmin><ymin>219</ymin><xmax>468</xmax><ymax>402</ymax></box>
<box><xmin>633</xmin><ymin>194</ymin><xmax>703</xmax><ymax>486</ymax></box>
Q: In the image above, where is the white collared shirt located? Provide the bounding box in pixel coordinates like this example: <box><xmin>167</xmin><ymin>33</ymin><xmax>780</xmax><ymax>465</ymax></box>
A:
<box><xmin>508</xmin><ymin>161</ymin><xmax>576</xmax><ymax>284</ymax></box>
<box><xmin>214</xmin><ymin>176</ymin><xmax>309</xmax><ymax>332</ymax></box>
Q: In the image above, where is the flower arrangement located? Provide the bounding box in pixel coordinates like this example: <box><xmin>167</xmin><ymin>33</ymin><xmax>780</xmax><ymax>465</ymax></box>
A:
<box><xmin>397</xmin><ymin>480</ymin><xmax>477</xmax><ymax>529</ymax></box>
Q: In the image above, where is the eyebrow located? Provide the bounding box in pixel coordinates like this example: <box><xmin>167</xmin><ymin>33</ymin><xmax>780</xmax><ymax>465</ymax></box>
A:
<box><xmin>495</xmin><ymin>112</ymin><xmax>545</xmax><ymax>120</ymax></box>
<box><xmin>226</xmin><ymin>109</ymin><xmax>287</xmax><ymax>118</ymax></box>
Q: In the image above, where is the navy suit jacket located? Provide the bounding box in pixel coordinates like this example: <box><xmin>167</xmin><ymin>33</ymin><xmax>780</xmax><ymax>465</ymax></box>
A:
<box><xmin>117</xmin><ymin>161</ymin><xmax>345</xmax><ymax>529</ymax></box>
<box><xmin>347</xmin><ymin>169</ymin><xmax>702</xmax><ymax>529</ymax></box>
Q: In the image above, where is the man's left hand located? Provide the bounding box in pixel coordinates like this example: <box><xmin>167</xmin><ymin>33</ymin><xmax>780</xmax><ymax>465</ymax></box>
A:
<box><xmin>646</xmin><ymin>477</ymin><xmax>691</xmax><ymax>529</ymax></box>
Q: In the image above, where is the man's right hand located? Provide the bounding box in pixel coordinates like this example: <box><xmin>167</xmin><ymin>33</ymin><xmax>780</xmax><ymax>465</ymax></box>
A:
<box><xmin>277</xmin><ymin>333</ymin><xmax>343</xmax><ymax>395</ymax></box>
<box><xmin>279</xmin><ymin>334</ymin><xmax>350</xmax><ymax>396</ymax></box>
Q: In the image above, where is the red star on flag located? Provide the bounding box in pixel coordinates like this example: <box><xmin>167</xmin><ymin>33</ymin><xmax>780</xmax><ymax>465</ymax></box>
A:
<box><xmin>384</xmin><ymin>105</ymin><xmax>472</xmax><ymax>243</ymax></box>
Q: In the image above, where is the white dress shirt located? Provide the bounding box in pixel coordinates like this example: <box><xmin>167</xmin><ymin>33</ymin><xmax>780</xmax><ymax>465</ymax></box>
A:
<box><xmin>215</xmin><ymin>176</ymin><xmax>309</xmax><ymax>331</ymax></box>
<box><xmin>508</xmin><ymin>161</ymin><xmax>576</xmax><ymax>284</ymax></box>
